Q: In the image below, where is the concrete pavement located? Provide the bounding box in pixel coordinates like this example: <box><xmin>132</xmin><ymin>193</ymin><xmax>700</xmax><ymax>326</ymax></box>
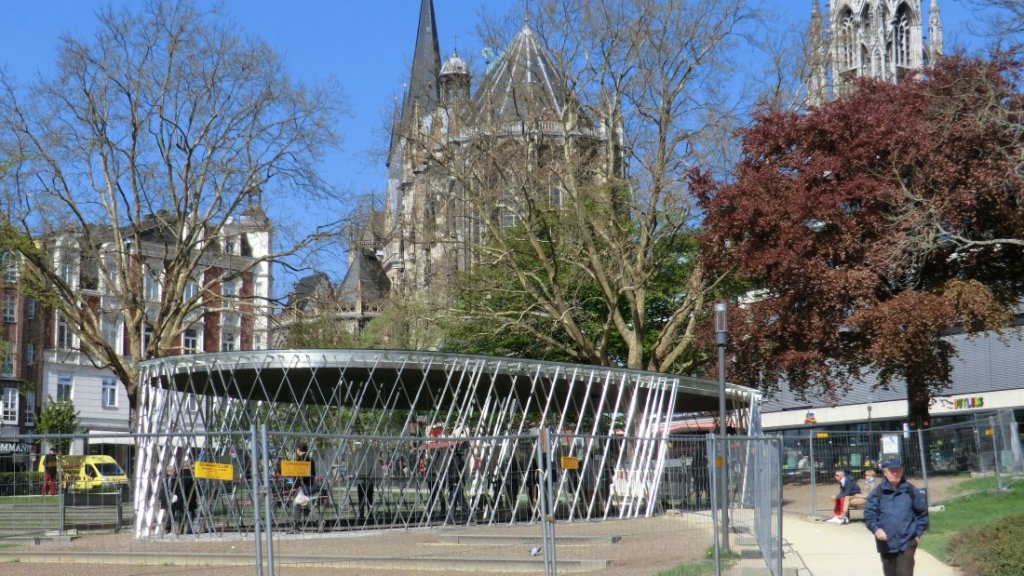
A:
<box><xmin>782</xmin><ymin>512</ymin><xmax>959</xmax><ymax>576</ymax></box>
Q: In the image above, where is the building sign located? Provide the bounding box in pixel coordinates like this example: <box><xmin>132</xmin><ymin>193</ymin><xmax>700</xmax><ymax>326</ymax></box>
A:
<box><xmin>938</xmin><ymin>396</ymin><xmax>985</xmax><ymax>410</ymax></box>
<box><xmin>881</xmin><ymin>434</ymin><xmax>900</xmax><ymax>456</ymax></box>
<box><xmin>0</xmin><ymin>442</ymin><xmax>30</xmax><ymax>455</ymax></box>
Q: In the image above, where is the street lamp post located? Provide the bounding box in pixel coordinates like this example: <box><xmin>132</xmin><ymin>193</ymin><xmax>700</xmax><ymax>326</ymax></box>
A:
<box><xmin>714</xmin><ymin>301</ymin><xmax>729</xmax><ymax>553</ymax></box>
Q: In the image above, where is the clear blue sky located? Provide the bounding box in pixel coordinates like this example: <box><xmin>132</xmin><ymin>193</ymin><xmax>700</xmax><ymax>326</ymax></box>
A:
<box><xmin>0</xmin><ymin>0</ymin><xmax>990</xmax><ymax>287</ymax></box>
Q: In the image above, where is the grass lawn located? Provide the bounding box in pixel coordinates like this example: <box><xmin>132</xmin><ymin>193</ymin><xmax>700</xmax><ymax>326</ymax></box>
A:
<box><xmin>654</xmin><ymin>548</ymin><xmax>738</xmax><ymax>576</ymax></box>
<box><xmin>920</xmin><ymin>477</ymin><xmax>1024</xmax><ymax>564</ymax></box>
<box><xmin>0</xmin><ymin>494</ymin><xmax>60</xmax><ymax>505</ymax></box>
<box><xmin>655</xmin><ymin>562</ymin><xmax>716</xmax><ymax>576</ymax></box>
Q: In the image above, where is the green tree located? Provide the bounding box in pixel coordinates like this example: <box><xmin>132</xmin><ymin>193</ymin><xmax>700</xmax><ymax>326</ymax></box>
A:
<box><xmin>35</xmin><ymin>398</ymin><xmax>81</xmax><ymax>455</ymax></box>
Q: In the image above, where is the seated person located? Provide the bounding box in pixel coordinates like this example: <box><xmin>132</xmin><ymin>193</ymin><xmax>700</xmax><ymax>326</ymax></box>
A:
<box><xmin>847</xmin><ymin>469</ymin><xmax>875</xmax><ymax>511</ymax></box>
<box><xmin>827</xmin><ymin>469</ymin><xmax>861</xmax><ymax>524</ymax></box>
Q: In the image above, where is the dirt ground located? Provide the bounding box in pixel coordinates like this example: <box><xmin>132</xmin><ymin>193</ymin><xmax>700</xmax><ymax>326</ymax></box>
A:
<box><xmin>5</xmin><ymin>475</ymin><xmax>969</xmax><ymax>576</ymax></box>
<box><xmin>1</xmin><ymin>514</ymin><xmax>712</xmax><ymax>576</ymax></box>
<box><xmin>782</xmin><ymin>472</ymin><xmax>966</xmax><ymax>517</ymax></box>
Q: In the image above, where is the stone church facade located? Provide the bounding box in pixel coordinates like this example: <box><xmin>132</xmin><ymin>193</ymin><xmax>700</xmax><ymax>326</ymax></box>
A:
<box><xmin>366</xmin><ymin>0</ymin><xmax>619</xmax><ymax>301</ymax></box>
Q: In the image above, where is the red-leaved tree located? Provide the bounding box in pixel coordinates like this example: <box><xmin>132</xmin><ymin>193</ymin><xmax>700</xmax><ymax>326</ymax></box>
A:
<box><xmin>692</xmin><ymin>55</ymin><xmax>1024</xmax><ymax>427</ymax></box>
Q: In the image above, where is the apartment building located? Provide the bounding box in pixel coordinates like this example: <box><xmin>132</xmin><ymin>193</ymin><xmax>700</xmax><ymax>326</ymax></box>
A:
<box><xmin>0</xmin><ymin>201</ymin><xmax>272</xmax><ymax>466</ymax></box>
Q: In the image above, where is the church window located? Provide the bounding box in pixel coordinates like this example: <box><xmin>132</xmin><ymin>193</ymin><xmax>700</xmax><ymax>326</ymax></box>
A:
<box><xmin>549</xmin><ymin>177</ymin><xmax>563</xmax><ymax>208</ymax></box>
<box><xmin>840</xmin><ymin>10</ymin><xmax>856</xmax><ymax>72</ymax></box>
<box><xmin>894</xmin><ymin>5</ymin><xmax>912</xmax><ymax>68</ymax></box>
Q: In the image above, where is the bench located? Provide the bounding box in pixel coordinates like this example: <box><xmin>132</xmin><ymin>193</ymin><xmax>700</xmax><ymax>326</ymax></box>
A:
<box><xmin>846</xmin><ymin>495</ymin><xmax>867</xmax><ymax>521</ymax></box>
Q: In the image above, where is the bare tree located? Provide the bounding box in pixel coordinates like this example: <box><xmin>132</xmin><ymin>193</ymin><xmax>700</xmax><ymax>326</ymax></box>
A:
<box><xmin>405</xmin><ymin>0</ymin><xmax>763</xmax><ymax>373</ymax></box>
<box><xmin>969</xmin><ymin>0</ymin><xmax>1024</xmax><ymax>51</ymax></box>
<box><xmin>0</xmin><ymin>1</ymin><xmax>343</xmax><ymax>423</ymax></box>
<box><xmin>884</xmin><ymin>54</ymin><xmax>1024</xmax><ymax>272</ymax></box>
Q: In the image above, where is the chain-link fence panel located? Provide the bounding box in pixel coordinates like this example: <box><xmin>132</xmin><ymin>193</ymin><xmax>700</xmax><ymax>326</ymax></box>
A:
<box><xmin>782</xmin><ymin>410</ymin><xmax>1022</xmax><ymax>519</ymax></box>
<box><xmin>706</xmin><ymin>435</ymin><xmax>784</xmax><ymax>576</ymax></box>
<box><xmin>2</xmin><ymin>432</ymin><xmax>133</xmax><ymax>538</ymax></box>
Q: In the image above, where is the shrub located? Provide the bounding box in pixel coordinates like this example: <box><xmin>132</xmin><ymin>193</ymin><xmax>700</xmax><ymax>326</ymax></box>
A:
<box><xmin>947</xmin><ymin>513</ymin><xmax>1024</xmax><ymax>576</ymax></box>
<box><xmin>0</xmin><ymin>471</ymin><xmax>43</xmax><ymax>496</ymax></box>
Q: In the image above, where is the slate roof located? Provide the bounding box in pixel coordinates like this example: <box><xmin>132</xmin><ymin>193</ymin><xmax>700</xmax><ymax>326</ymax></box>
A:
<box><xmin>285</xmin><ymin>272</ymin><xmax>331</xmax><ymax>311</ymax></box>
<box><xmin>399</xmin><ymin>0</ymin><xmax>441</xmax><ymax>134</ymax></box>
<box><xmin>471</xmin><ymin>25</ymin><xmax>570</xmax><ymax>126</ymax></box>
<box><xmin>336</xmin><ymin>248</ymin><xmax>391</xmax><ymax>309</ymax></box>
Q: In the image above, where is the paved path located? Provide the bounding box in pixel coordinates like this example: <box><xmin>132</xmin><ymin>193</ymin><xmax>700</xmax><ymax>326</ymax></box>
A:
<box><xmin>783</xmin><ymin>512</ymin><xmax>960</xmax><ymax>576</ymax></box>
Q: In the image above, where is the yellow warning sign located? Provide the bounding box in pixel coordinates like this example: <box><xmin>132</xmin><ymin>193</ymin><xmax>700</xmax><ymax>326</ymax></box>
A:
<box><xmin>280</xmin><ymin>459</ymin><xmax>312</xmax><ymax>477</ymax></box>
<box><xmin>193</xmin><ymin>461</ymin><xmax>234</xmax><ymax>481</ymax></box>
<box><xmin>560</xmin><ymin>456</ymin><xmax>580</xmax><ymax>470</ymax></box>
<box><xmin>816</xmin><ymin>433</ymin><xmax>829</xmax><ymax>438</ymax></box>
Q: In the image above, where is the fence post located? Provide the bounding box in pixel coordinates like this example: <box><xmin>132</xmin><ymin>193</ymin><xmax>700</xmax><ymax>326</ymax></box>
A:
<box><xmin>974</xmin><ymin>414</ymin><xmax>986</xmax><ymax>474</ymax></box>
<box><xmin>808</xmin><ymin>428</ymin><xmax>817</xmax><ymax>517</ymax></box>
<box><xmin>989</xmin><ymin>416</ymin><xmax>1002</xmax><ymax>490</ymax></box>
<box><xmin>775</xmin><ymin>437</ymin><xmax>784</xmax><ymax>576</ymax></box>
<box><xmin>251</xmin><ymin>424</ymin><xmax>263</xmax><ymax>576</ymax></box>
<box><xmin>708</xmin><ymin>435</ymin><xmax>720</xmax><ymax>574</ymax></box>
<box><xmin>260</xmin><ymin>423</ymin><xmax>275</xmax><ymax>576</ymax></box>
<box><xmin>916</xmin><ymin>428</ymin><xmax>929</xmax><ymax>497</ymax></box>
<box><xmin>115</xmin><ymin>489</ymin><xmax>123</xmax><ymax>533</ymax></box>
<box><xmin>536</xmin><ymin>427</ymin><xmax>557</xmax><ymax>576</ymax></box>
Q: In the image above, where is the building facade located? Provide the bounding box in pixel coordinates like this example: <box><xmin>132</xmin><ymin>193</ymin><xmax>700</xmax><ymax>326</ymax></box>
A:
<box><xmin>0</xmin><ymin>201</ymin><xmax>272</xmax><ymax>465</ymax></box>
<box><xmin>0</xmin><ymin>252</ymin><xmax>42</xmax><ymax>471</ymax></box>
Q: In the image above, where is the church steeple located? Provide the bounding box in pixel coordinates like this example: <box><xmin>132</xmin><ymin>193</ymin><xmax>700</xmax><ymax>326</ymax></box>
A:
<box><xmin>806</xmin><ymin>0</ymin><xmax>829</xmax><ymax>105</ymax></box>
<box><xmin>399</xmin><ymin>0</ymin><xmax>442</xmax><ymax>135</ymax></box>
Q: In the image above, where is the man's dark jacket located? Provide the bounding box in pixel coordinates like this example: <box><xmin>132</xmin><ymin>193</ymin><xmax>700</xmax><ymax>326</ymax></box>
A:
<box><xmin>837</xmin><ymin>475</ymin><xmax>861</xmax><ymax>498</ymax></box>
<box><xmin>864</xmin><ymin>478</ymin><xmax>929</xmax><ymax>554</ymax></box>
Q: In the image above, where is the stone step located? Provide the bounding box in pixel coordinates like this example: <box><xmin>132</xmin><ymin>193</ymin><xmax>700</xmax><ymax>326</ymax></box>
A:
<box><xmin>437</xmin><ymin>533</ymin><xmax>621</xmax><ymax>546</ymax></box>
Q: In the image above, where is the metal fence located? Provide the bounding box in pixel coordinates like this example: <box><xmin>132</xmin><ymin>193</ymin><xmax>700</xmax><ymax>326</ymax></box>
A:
<box><xmin>782</xmin><ymin>409</ymin><xmax>1023</xmax><ymax>518</ymax></box>
<box><xmin>709</xmin><ymin>435</ymin><xmax>784</xmax><ymax>576</ymax></box>
<box><xmin>2</xmin><ymin>429</ymin><xmax>786</xmax><ymax>575</ymax></box>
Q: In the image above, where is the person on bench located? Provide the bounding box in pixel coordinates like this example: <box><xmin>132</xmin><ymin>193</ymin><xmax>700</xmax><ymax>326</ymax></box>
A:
<box><xmin>848</xmin><ymin>469</ymin><xmax>876</xmax><ymax>514</ymax></box>
<box><xmin>827</xmin><ymin>469</ymin><xmax>862</xmax><ymax>524</ymax></box>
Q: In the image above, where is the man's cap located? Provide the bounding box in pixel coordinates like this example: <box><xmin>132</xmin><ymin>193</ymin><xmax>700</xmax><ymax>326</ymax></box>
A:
<box><xmin>882</xmin><ymin>459</ymin><xmax>903</xmax><ymax>469</ymax></box>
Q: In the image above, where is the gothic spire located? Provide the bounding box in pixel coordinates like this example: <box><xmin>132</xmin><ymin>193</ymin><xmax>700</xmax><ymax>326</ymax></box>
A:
<box><xmin>399</xmin><ymin>0</ymin><xmax>442</xmax><ymax>134</ymax></box>
<box><xmin>928</xmin><ymin>0</ymin><xmax>944</xmax><ymax>65</ymax></box>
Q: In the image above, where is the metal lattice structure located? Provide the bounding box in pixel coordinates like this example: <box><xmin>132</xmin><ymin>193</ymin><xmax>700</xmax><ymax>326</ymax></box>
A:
<box><xmin>134</xmin><ymin>350</ymin><xmax>760</xmax><ymax>537</ymax></box>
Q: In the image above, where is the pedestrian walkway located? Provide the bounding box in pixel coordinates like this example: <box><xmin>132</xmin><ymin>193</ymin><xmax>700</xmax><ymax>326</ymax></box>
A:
<box><xmin>782</xmin><ymin>512</ymin><xmax>959</xmax><ymax>576</ymax></box>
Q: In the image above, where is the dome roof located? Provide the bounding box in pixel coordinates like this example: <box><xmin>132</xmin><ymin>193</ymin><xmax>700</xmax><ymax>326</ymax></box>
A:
<box><xmin>440</xmin><ymin>52</ymin><xmax>469</xmax><ymax>76</ymax></box>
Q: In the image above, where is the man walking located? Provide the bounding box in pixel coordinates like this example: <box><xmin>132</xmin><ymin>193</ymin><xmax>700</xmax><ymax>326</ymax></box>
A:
<box><xmin>864</xmin><ymin>459</ymin><xmax>929</xmax><ymax>576</ymax></box>
<box><xmin>41</xmin><ymin>448</ymin><xmax>58</xmax><ymax>496</ymax></box>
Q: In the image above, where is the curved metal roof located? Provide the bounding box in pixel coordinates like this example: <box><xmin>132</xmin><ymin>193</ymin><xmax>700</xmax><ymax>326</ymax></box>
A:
<box><xmin>139</xmin><ymin>349</ymin><xmax>758</xmax><ymax>413</ymax></box>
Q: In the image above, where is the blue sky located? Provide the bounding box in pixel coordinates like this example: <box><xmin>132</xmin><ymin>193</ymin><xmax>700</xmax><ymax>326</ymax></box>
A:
<box><xmin>0</xmin><ymin>0</ymin><xmax>991</xmax><ymax>285</ymax></box>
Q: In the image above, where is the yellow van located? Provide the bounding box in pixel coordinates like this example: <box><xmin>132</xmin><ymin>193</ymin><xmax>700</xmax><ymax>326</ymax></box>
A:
<box><xmin>38</xmin><ymin>454</ymin><xmax>129</xmax><ymax>494</ymax></box>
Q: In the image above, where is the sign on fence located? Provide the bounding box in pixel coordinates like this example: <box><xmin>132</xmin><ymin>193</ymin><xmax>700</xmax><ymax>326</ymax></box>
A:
<box><xmin>280</xmin><ymin>459</ymin><xmax>312</xmax><ymax>477</ymax></box>
<box><xmin>194</xmin><ymin>461</ymin><xmax>234</xmax><ymax>481</ymax></box>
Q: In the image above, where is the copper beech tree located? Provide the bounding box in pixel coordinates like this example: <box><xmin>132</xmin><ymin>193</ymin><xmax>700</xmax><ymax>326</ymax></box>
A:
<box><xmin>692</xmin><ymin>56</ymin><xmax>1024</xmax><ymax>427</ymax></box>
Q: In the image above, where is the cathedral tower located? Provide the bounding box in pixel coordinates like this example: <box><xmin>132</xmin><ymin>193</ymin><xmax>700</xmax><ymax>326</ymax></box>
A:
<box><xmin>809</xmin><ymin>1</ymin><xmax>944</xmax><ymax>103</ymax></box>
